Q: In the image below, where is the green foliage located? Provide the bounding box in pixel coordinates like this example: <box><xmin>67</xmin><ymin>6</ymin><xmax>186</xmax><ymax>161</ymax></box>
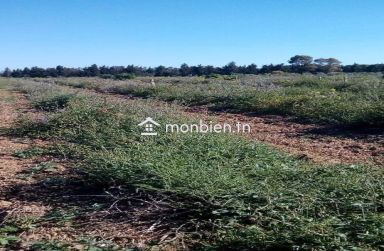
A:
<box><xmin>14</xmin><ymin>147</ymin><xmax>46</xmax><ymax>159</ymax></box>
<box><xmin>99</xmin><ymin>74</ymin><xmax>114</xmax><ymax>79</ymax></box>
<box><xmin>72</xmin><ymin>73</ymin><xmax>384</xmax><ymax>127</ymax></box>
<box><xmin>12</xmin><ymin>80</ymin><xmax>384</xmax><ymax>250</ymax></box>
<box><xmin>35</xmin><ymin>93</ymin><xmax>75</xmax><ymax>111</ymax></box>
<box><xmin>0</xmin><ymin>225</ymin><xmax>21</xmax><ymax>248</ymax></box>
<box><xmin>205</xmin><ymin>73</ymin><xmax>222</xmax><ymax>79</ymax></box>
<box><xmin>41</xmin><ymin>209</ymin><xmax>77</xmax><ymax>225</ymax></box>
<box><xmin>114</xmin><ymin>73</ymin><xmax>136</xmax><ymax>80</ymax></box>
<box><xmin>18</xmin><ymin>161</ymin><xmax>57</xmax><ymax>179</ymax></box>
<box><xmin>30</xmin><ymin>239</ymin><xmax>133</xmax><ymax>251</ymax></box>
<box><xmin>30</xmin><ymin>240</ymin><xmax>71</xmax><ymax>251</ymax></box>
<box><xmin>0</xmin><ymin>235</ymin><xmax>20</xmax><ymax>247</ymax></box>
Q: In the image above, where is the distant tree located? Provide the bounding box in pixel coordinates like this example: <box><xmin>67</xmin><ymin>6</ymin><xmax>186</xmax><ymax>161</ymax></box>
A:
<box><xmin>165</xmin><ymin>67</ymin><xmax>179</xmax><ymax>76</ymax></box>
<box><xmin>367</xmin><ymin>64</ymin><xmax>384</xmax><ymax>72</ymax></box>
<box><xmin>7</xmin><ymin>58</ymin><xmax>384</xmax><ymax>78</ymax></box>
<box><xmin>327</xmin><ymin>58</ymin><xmax>342</xmax><ymax>72</ymax></box>
<box><xmin>46</xmin><ymin>68</ymin><xmax>58</xmax><ymax>77</ymax></box>
<box><xmin>87</xmin><ymin>64</ymin><xmax>99</xmax><ymax>76</ymax></box>
<box><xmin>146</xmin><ymin>67</ymin><xmax>155</xmax><ymax>75</ymax></box>
<box><xmin>29</xmin><ymin>67</ymin><xmax>47</xmax><ymax>77</ymax></box>
<box><xmin>305</xmin><ymin>64</ymin><xmax>319</xmax><ymax>73</ymax></box>
<box><xmin>327</xmin><ymin>58</ymin><xmax>342</xmax><ymax>65</ymax></box>
<box><xmin>99</xmin><ymin>65</ymin><xmax>109</xmax><ymax>75</ymax></box>
<box><xmin>245</xmin><ymin>64</ymin><xmax>258</xmax><ymax>74</ymax></box>
<box><xmin>288</xmin><ymin>55</ymin><xmax>314</xmax><ymax>73</ymax></box>
<box><xmin>342</xmin><ymin>63</ymin><xmax>363</xmax><ymax>73</ymax></box>
<box><xmin>191</xmin><ymin>65</ymin><xmax>204</xmax><ymax>76</ymax></box>
<box><xmin>222</xmin><ymin>61</ymin><xmax>238</xmax><ymax>75</ymax></box>
<box><xmin>2</xmin><ymin>67</ymin><xmax>11</xmax><ymax>77</ymax></box>
<box><xmin>11</xmin><ymin>69</ymin><xmax>23</xmax><ymax>77</ymax></box>
<box><xmin>22</xmin><ymin>67</ymin><xmax>31</xmax><ymax>77</ymax></box>
<box><xmin>314</xmin><ymin>58</ymin><xmax>328</xmax><ymax>66</ymax></box>
<box><xmin>180</xmin><ymin>63</ymin><xmax>191</xmax><ymax>76</ymax></box>
<box><xmin>126</xmin><ymin>64</ymin><xmax>140</xmax><ymax>74</ymax></box>
<box><xmin>203</xmin><ymin>65</ymin><xmax>216</xmax><ymax>75</ymax></box>
<box><xmin>314</xmin><ymin>58</ymin><xmax>342</xmax><ymax>72</ymax></box>
<box><xmin>288</xmin><ymin>55</ymin><xmax>313</xmax><ymax>66</ymax></box>
<box><xmin>154</xmin><ymin>66</ymin><xmax>166</xmax><ymax>76</ymax></box>
<box><xmin>109</xmin><ymin>66</ymin><xmax>125</xmax><ymax>75</ymax></box>
<box><xmin>259</xmin><ymin>64</ymin><xmax>274</xmax><ymax>74</ymax></box>
<box><xmin>56</xmin><ymin>65</ymin><xmax>64</xmax><ymax>76</ymax></box>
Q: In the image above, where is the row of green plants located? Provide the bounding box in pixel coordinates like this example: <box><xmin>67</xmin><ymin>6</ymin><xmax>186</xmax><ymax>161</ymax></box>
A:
<box><xmin>12</xmin><ymin>80</ymin><xmax>384</xmax><ymax>250</ymax></box>
<box><xmin>47</xmin><ymin>74</ymin><xmax>384</xmax><ymax>127</ymax></box>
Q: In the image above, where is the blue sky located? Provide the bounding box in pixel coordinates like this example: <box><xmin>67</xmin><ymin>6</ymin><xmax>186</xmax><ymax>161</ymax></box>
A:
<box><xmin>1</xmin><ymin>0</ymin><xmax>383</xmax><ymax>70</ymax></box>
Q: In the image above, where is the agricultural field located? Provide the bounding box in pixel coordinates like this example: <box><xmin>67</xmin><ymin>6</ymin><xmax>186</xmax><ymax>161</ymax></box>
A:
<box><xmin>0</xmin><ymin>74</ymin><xmax>383</xmax><ymax>250</ymax></box>
<box><xmin>45</xmin><ymin>73</ymin><xmax>384</xmax><ymax>127</ymax></box>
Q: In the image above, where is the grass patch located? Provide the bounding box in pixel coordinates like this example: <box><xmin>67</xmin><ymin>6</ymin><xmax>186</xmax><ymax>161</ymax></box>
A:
<box><xmin>34</xmin><ymin>93</ymin><xmax>76</xmax><ymax>111</ymax></box>
<box><xmin>14</xmin><ymin>147</ymin><xmax>47</xmax><ymax>159</ymax></box>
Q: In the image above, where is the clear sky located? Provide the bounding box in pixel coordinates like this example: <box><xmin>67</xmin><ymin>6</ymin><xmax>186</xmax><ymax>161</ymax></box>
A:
<box><xmin>1</xmin><ymin>0</ymin><xmax>383</xmax><ymax>70</ymax></box>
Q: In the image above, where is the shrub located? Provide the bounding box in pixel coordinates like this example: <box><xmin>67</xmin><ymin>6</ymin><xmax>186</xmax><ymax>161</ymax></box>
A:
<box><xmin>99</xmin><ymin>74</ymin><xmax>114</xmax><ymax>79</ymax></box>
<box><xmin>114</xmin><ymin>73</ymin><xmax>135</xmax><ymax>80</ymax></box>
<box><xmin>35</xmin><ymin>93</ymin><xmax>76</xmax><ymax>111</ymax></box>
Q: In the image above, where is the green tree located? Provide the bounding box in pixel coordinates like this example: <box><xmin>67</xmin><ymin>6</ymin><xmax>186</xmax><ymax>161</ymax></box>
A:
<box><xmin>223</xmin><ymin>61</ymin><xmax>238</xmax><ymax>75</ymax></box>
<box><xmin>2</xmin><ymin>67</ymin><xmax>11</xmax><ymax>77</ymax></box>
<box><xmin>314</xmin><ymin>58</ymin><xmax>342</xmax><ymax>72</ymax></box>
<box><xmin>180</xmin><ymin>63</ymin><xmax>191</xmax><ymax>76</ymax></box>
<box><xmin>88</xmin><ymin>64</ymin><xmax>99</xmax><ymax>76</ymax></box>
<box><xmin>288</xmin><ymin>55</ymin><xmax>314</xmax><ymax>73</ymax></box>
<box><xmin>288</xmin><ymin>55</ymin><xmax>313</xmax><ymax>66</ymax></box>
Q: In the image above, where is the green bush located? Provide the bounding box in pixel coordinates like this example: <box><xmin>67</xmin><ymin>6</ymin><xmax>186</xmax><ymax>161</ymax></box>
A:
<box><xmin>205</xmin><ymin>73</ymin><xmax>222</xmax><ymax>79</ymax></box>
<box><xmin>114</xmin><ymin>73</ymin><xmax>135</xmax><ymax>80</ymax></box>
<box><xmin>99</xmin><ymin>74</ymin><xmax>114</xmax><ymax>79</ymax></box>
<box><xmin>34</xmin><ymin>93</ymin><xmax>75</xmax><ymax>111</ymax></box>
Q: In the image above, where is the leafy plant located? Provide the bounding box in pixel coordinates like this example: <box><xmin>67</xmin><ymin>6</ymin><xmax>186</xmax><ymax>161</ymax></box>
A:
<box><xmin>18</xmin><ymin>161</ymin><xmax>57</xmax><ymax>179</ymax></box>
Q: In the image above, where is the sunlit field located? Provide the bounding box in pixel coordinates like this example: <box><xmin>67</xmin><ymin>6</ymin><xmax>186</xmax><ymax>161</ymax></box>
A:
<box><xmin>0</xmin><ymin>75</ymin><xmax>382</xmax><ymax>250</ymax></box>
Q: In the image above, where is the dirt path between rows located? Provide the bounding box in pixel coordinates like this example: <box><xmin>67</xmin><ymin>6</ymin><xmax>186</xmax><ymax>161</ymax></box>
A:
<box><xmin>0</xmin><ymin>89</ymin><xmax>54</xmax><ymax>246</ymax></box>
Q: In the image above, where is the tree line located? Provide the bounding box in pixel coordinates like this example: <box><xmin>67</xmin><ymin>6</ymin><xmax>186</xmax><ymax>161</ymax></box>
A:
<box><xmin>2</xmin><ymin>55</ymin><xmax>384</xmax><ymax>78</ymax></box>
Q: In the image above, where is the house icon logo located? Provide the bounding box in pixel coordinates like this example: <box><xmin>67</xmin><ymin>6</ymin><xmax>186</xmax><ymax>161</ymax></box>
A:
<box><xmin>138</xmin><ymin>117</ymin><xmax>160</xmax><ymax>136</ymax></box>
